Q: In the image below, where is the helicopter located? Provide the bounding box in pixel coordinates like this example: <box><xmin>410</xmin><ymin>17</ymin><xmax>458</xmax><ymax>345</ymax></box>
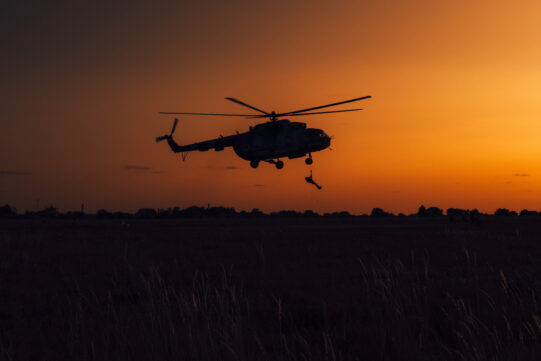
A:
<box><xmin>156</xmin><ymin>95</ymin><xmax>371</xmax><ymax>169</ymax></box>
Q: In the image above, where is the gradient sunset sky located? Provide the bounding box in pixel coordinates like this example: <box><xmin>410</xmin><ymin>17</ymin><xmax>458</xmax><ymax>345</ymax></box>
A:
<box><xmin>2</xmin><ymin>0</ymin><xmax>541</xmax><ymax>214</ymax></box>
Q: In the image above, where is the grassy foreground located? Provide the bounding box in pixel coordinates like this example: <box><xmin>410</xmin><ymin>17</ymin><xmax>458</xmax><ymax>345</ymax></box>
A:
<box><xmin>1</xmin><ymin>217</ymin><xmax>541</xmax><ymax>360</ymax></box>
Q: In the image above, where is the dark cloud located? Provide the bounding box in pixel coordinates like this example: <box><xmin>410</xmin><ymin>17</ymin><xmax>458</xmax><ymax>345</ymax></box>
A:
<box><xmin>505</xmin><ymin>181</ymin><xmax>512</xmax><ymax>184</ymax></box>
<box><xmin>0</xmin><ymin>170</ymin><xmax>31</xmax><ymax>176</ymax></box>
<box><xmin>123</xmin><ymin>165</ymin><xmax>164</xmax><ymax>174</ymax></box>
<box><xmin>254</xmin><ymin>184</ymin><xmax>265</xmax><ymax>187</ymax></box>
<box><xmin>124</xmin><ymin>165</ymin><xmax>151</xmax><ymax>171</ymax></box>
<box><xmin>201</xmin><ymin>165</ymin><xmax>241</xmax><ymax>170</ymax></box>
<box><xmin>514</xmin><ymin>173</ymin><xmax>530</xmax><ymax>177</ymax></box>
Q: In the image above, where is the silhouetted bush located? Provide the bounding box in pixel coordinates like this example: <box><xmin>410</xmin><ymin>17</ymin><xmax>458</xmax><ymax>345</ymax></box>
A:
<box><xmin>37</xmin><ymin>206</ymin><xmax>58</xmax><ymax>218</ymax></box>
<box><xmin>370</xmin><ymin>208</ymin><xmax>393</xmax><ymax>217</ymax></box>
<box><xmin>325</xmin><ymin>211</ymin><xmax>352</xmax><ymax>217</ymax></box>
<box><xmin>447</xmin><ymin>208</ymin><xmax>468</xmax><ymax>217</ymax></box>
<box><xmin>415</xmin><ymin>205</ymin><xmax>443</xmax><ymax>217</ymax></box>
<box><xmin>96</xmin><ymin>209</ymin><xmax>113</xmax><ymax>219</ymax></box>
<box><xmin>135</xmin><ymin>208</ymin><xmax>157</xmax><ymax>218</ymax></box>
<box><xmin>520</xmin><ymin>209</ymin><xmax>539</xmax><ymax>217</ymax></box>
<box><xmin>0</xmin><ymin>204</ymin><xmax>16</xmax><ymax>218</ymax></box>
<box><xmin>303</xmin><ymin>210</ymin><xmax>319</xmax><ymax>217</ymax></box>
<box><xmin>250</xmin><ymin>208</ymin><xmax>265</xmax><ymax>217</ymax></box>
<box><xmin>180</xmin><ymin>206</ymin><xmax>205</xmax><ymax>218</ymax></box>
<box><xmin>425</xmin><ymin>207</ymin><xmax>443</xmax><ymax>217</ymax></box>
<box><xmin>113</xmin><ymin>212</ymin><xmax>131</xmax><ymax>219</ymax></box>
<box><xmin>495</xmin><ymin>208</ymin><xmax>513</xmax><ymax>216</ymax></box>
<box><xmin>271</xmin><ymin>210</ymin><xmax>300</xmax><ymax>217</ymax></box>
<box><xmin>63</xmin><ymin>211</ymin><xmax>85</xmax><ymax>219</ymax></box>
<box><xmin>206</xmin><ymin>206</ymin><xmax>237</xmax><ymax>217</ymax></box>
<box><xmin>156</xmin><ymin>208</ymin><xmax>172</xmax><ymax>218</ymax></box>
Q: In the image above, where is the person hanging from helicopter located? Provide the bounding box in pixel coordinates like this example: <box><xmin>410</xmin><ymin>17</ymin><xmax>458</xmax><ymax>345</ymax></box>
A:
<box><xmin>305</xmin><ymin>170</ymin><xmax>322</xmax><ymax>190</ymax></box>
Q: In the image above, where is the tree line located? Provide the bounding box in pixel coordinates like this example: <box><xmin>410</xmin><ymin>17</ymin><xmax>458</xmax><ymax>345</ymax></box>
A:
<box><xmin>0</xmin><ymin>204</ymin><xmax>539</xmax><ymax>219</ymax></box>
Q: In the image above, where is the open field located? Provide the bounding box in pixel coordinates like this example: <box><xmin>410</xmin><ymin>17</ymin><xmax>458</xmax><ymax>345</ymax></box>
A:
<box><xmin>2</xmin><ymin>217</ymin><xmax>541</xmax><ymax>360</ymax></box>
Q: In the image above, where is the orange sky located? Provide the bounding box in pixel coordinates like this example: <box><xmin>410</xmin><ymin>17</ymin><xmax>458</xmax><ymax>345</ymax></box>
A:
<box><xmin>2</xmin><ymin>0</ymin><xmax>541</xmax><ymax>214</ymax></box>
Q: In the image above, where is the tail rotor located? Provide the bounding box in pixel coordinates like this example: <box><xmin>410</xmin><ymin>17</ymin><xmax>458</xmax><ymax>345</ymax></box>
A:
<box><xmin>156</xmin><ymin>118</ymin><xmax>179</xmax><ymax>143</ymax></box>
<box><xmin>170</xmin><ymin>118</ymin><xmax>178</xmax><ymax>134</ymax></box>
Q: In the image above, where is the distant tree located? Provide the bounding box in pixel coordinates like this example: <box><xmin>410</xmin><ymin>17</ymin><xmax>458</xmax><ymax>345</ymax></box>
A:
<box><xmin>170</xmin><ymin>207</ymin><xmax>182</xmax><ymax>218</ymax></box>
<box><xmin>495</xmin><ymin>208</ymin><xmax>511</xmax><ymax>216</ymax></box>
<box><xmin>465</xmin><ymin>209</ymin><xmax>481</xmax><ymax>226</ymax></box>
<box><xmin>181</xmin><ymin>206</ymin><xmax>204</xmax><ymax>218</ymax></box>
<box><xmin>447</xmin><ymin>208</ymin><xmax>468</xmax><ymax>217</ymax></box>
<box><xmin>157</xmin><ymin>208</ymin><xmax>171</xmax><ymax>218</ymax></box>
<box><xmin>112</xmin><ymin>212</ymin><xmax>131</xmax><ymax>219</ymax></box>
<box><xmin>136</xmin><ymin>208</ymin><xmax>157</xmax><ymax>218</ymax></box>
<box><xmin>417</xmin><ymin>205</ymin><xmax>427</xmax><ymax>217</ymax></box>
<box><xmin>250</xmin><ymin>208</ymin><xmax>265</xmax><ymax>217</ymax></box>
<box><xmin>303</xmin><ymin>210</ymin><xmax>319</xmax><ymax>217</ymax></box>
<box><xmin>207</xmin><ymin>206</ymin><xmax>237</xmax><ymax>217</ymax></box>
<box><xmin>370</xmin><ymin>208</ymin><xmax>393</xmax><ymax>217</ymax></box>
<box><xmin>65</xmin><ymin>210</ymin><xmax>85</xmax><ymax>219</ymax></box>
<box><xmin>426</xmin><ymin>207</ymin><xmax>443</xmax><ymax>217</ymax></box>
<box><xmin>96</xmin><ymin>209</ymin><xmax>112</xmax><ymax>218</ymax></box>
<box><xmin>0</xmin><ymin>205</ymin><xmax>15</xmax><ymax>218</ymax></box>
<box><xmin>271</xmin><ymin>210</ymin><xmax>299</xmax><ymax>217</ymax></box>
<box><xmin>520</xmin><ymin>209</ymin><xmax>539</xmax><ymax>217</ymax></box>
<box><xmin>37</xmin><ymin>206</ymin><xmax>58</xmax><ymax>218</ymax></box>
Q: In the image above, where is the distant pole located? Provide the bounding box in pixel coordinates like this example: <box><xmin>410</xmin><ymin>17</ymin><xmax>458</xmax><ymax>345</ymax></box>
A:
<box><xmin>81</xmin><ymin>203</ymin><xmax>85</xmax><ymax>214</ymax></box>
<box><xmin>36</xmin><ymin>198</ymin><xmax>40</xmax><ymax>210</ymax></box>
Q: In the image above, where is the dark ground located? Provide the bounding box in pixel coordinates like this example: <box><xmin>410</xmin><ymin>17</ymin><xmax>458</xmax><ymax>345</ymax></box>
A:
<box><xmin>2</xmin><ymin>217</ymin><xmax>541</xmax><ymax>360</ymax></box>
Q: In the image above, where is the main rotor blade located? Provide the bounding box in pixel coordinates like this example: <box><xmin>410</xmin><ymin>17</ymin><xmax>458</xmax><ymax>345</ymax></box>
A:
<box><xmin>225</xmin><ymin>97</ymin><xmax>269</xmax><ymax>115</ymax></box>
<box><xmin>159</xmin><ymin>112</ymin><xmax>258</xmax><ymax>117</ymax></box>
<box><xmin>286</xmin><ymin>108</ymin><xmax>364</xmax><ymax>116</ymax></box>
<box><xmin>280</xmin><ymin>96</ymin><xmax>371</xmax><ymax>116</ymax></box>
<box><xmin>247</xmin><ymin>108</ymin><xmax>364</xmax><ymax>118</ymax></box>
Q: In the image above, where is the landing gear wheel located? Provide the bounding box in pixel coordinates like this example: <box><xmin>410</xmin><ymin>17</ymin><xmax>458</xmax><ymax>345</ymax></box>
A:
<box><xmin>250</xmin><ymin>160</ymin><xmax>259</xmax><ymax>169</ymax></box>
<box><xmin>305</xmin><ymin>157</ymin><xmax>313</xmax><ymax>165</ymax></box>
<box><xmin>275</xmin><ymin>160</ymin><xmax>284</xmax><ymax>170</ymax></box>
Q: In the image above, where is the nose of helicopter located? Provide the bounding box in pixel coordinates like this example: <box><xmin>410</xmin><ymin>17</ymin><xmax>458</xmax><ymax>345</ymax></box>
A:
<box><xmin>323</xmin><ymin>134</ymin><xmax>331</xmax><ymax>147</ymax></box>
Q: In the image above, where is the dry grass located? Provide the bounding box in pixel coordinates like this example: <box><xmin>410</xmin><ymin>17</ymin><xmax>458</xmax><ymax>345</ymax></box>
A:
<box><xmin>1</xmin><ymin>218</ymin><xmax>541</xmax><ymax>360</ymax></box>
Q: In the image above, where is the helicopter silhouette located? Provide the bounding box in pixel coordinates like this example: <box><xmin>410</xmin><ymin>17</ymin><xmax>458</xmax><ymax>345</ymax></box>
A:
<box><xmin>156</xmin><ymin>96</ymin><xmax>371</xmax><ymax>169</ymax></box>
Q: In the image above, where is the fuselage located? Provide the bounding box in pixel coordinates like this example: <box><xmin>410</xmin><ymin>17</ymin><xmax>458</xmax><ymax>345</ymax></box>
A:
<box><xmin>166</xmin><ymin>119</ymin><xmax>331</xmax><ymax>163</ymax></box>
<box><xmin>232</xmin><ymin>119</ymin><xmax>331</xmax><ymax>161</ymax></box>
